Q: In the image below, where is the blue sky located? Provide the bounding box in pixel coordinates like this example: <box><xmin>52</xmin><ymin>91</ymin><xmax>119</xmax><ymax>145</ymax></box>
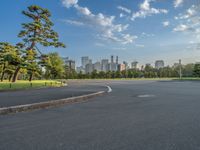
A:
<box><xmin>0</xmin><ymin>0</ymin><xmax>200</xmax><ymax>66</ymax></box>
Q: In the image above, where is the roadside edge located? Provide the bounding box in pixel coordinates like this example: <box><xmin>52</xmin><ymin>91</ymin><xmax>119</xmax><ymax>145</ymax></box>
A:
<box><xmin>0</xmin><ymin>91</ymin><xmax>105</xmax><ymax>115</ymax></box>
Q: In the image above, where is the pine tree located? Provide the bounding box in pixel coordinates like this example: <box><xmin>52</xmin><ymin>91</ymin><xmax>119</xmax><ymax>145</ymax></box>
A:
<box><xmin>12</xmin><ymin>5</ymin><xmax>66</xmax><ymax>82</ymax></box>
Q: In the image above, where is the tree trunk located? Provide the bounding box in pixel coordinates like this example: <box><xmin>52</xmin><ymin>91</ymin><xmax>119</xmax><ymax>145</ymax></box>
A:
<box><xmin>1</xmin><ymin>64</ymin><xmax>6</xmax><ymax>82</ymax></box>
<box><xmin>12</xmin><ymin>67</ymin><xmax>20</xmax><ymax>82</ymax></box>
<box><xmin>8</xmin><ymin>74</ymin><xmax>13</xmax><ymax>82</ymax></box>
<box><xmin>29</xmin><ymin>73</ymin><xmax>33</xmax><ymax>82</ymax></box>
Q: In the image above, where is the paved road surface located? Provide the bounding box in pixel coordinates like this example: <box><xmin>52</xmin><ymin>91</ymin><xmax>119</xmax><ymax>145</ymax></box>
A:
<box><xmin>1</xmin><ymin>80</ymin><xmax>200</xmax><ymax>150</ymax></box>
<box><xmin>0</xmin><ymin>84</ymin><xmax>107</xmax><ymax>107</ymax></box>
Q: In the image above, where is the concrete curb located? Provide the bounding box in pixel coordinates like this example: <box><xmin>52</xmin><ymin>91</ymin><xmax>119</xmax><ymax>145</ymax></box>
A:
<box><xmin>0</xmin><ymin>91</ymin><xmax>105</xmax><ymax>115</ymax></box>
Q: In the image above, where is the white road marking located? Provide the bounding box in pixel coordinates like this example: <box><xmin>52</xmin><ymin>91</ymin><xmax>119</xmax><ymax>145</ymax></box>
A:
<box><xmin>106</xmin><ymin>86</ymin><xmax>112</xmax><ymax>93</ymax></box>
<box><xmin>137</xmin><ymin>94</ymin><xmax>155</xmax><ymax>98</ymax></box>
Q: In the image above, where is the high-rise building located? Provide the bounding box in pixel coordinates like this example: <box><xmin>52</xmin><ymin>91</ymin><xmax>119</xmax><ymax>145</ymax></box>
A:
<box><xmin>93</xmin><ymin>62</ymin><xmax>101</xmax><ymax>72</ymax></box>
<box><xmin>101</xmin><ymin>59</ymin><xmax>109</xmax><ymax>72</ymax></box>
<box><xmin>131</xmin><ymin>61</ymin><xmax>139</xmax><ymax>69</ymax></box>
<box><xmin>89</xmin><ymin>59</ymin><xmax>92</xmax><ymax>64</ymax></box>
<box><xmin>111</xmin><ymin>55</ymin><xmax>114</xmax><ymax>63</ymax></box>
<box><xmin>63</xmin><ymin>57</ymin><xmax>75</xmax><ymax>70</ymax></box>
<box><xmin>109</xmin><ymin>63</ymin><xmax>118</xmax><ymax>71</ymax></box>
<box><xmin>123</xmin><ymin>61</ymin><xmax>129</xmax><ymax>70</ymax></box>
<box><xmin>118</xmin><ymin>64</ymin><xmax>126</xmax><ymax>71</ymax></box>
<box><xmin>81</xmin><ymin>56</ymin><xmax>89</xmax><ymax>68</ymax></box>
<box><xmin>85</xmin><ymin>63</ymin><xmax>93</xmax><ymax>73</ymax></box>
<box><xmin>116</xmin><ymin>56</ymin><xmax>119</xmax><ymax>64</ymax></box>
<box><xmin>155</xmin><ymin>60</ymin><xmax>164</xmax><ymax>69</ymax></box>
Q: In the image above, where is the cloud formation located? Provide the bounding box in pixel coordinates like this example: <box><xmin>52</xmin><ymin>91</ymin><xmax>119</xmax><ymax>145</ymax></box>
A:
<box><xmin>162</xmin><ymin>21</ymin><xmax>170</xmax><ymax>27</ymax></box>
<box><xmin>117</xmin><ymin>6</ymin><xmax>131</xmax><ymax>14</ymax></box>
<box><xmin>174</xmin><ymin>0</ymin><xmax>184</xmax><ymax>8</ymax></box>
<box><xmin>62</xmin><ymin>0</ymin><xmax>78</xmax><ymax>8</ymax></box>
<box><xmin>62</xmin><ymin>0</ymin><xmax>136</xmax><ymax>44</ymax></box>
<box><xmin>173</xmin><ymin>5</ymin><xmax>200</xmax><ymax>39</ymax></box>
<box><xmin>131</xmin><ymin>0</ymin><xmax>168</xmax><ymax>21</ymax></box>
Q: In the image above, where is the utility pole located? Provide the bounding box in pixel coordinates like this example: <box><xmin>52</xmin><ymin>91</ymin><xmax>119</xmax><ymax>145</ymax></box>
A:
<box><xmin>179</xmin><ymin>59</ymin><xmax>182</xmax><ymax>79</ymax></box>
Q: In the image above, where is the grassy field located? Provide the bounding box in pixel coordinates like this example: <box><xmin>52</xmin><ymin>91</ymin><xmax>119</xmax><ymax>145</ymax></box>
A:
<box><xmin>0</xmin><ymin>80</ymin><xmax>63</xmax><ymax>90</ymax></box>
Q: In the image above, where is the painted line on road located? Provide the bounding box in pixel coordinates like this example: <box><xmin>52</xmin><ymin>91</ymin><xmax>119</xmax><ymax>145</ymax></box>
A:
<box><xmin>106</xmin><ymin>85</ymin><xmax>112</xmax><ymax>93</ymax></box>
<box><xmin>0</xmin><ymin>91</ymin><xmax>105</xmax><ymax>115</ymax></box>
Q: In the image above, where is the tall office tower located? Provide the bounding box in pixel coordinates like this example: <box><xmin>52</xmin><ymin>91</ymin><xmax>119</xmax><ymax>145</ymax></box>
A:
<box><xmin>81</xmin><ymin>56</ymin><xmax>89</xmax><ymax>68</ymax></box>
<box><xmin>109</xmin><ymin>63</ymin><xmax>118</xmax><ymax>71</ymax></box>
<box><xmin>63</xmin><ymin>57</ymin><xmax>75</xmax><ymax>70</ymax></box>
<box><xmin>131</xmin><ymin>61</ymin><xmax>139</xmax><ymax>69</ymax></box>
<box><xmin>118</xmin><ymin>64</ymin><xmax>126</xmax><ymax>71</ymax></box>
<box><xmin>123</xmin><ymin>61</ymin><xmax>129</xmax><ymax>70</ymax></box>
<box><xmin>85</xmin><ymin>62</ymin><xmax>94</xmax><ymax>74</ymax></box>
<box><xmin>116</xmin><ymin>56</ymin><xmax>119</xmax><ymax>64</ymax></box>
<box><xmin>89</xmin><ymin>59</ymin><xmax>92</xmax><ymax>64</ymax></box>
<box><xmin>93</xmin><ymin>62</ymin><xmax>101</xmax><ymax>72</ymax></box>
<box><xmin>155</xmin><ymin>60</ymin><xmax>164</xmax><ymax>69</ymax></box>
<box><xmin>111</xmin><ymin>55</ymin><xmax>114</xmax><ymax>63</ymax></box>
<box><xmin>101</xmin><ymin>59</ymin><xmax>109</xmax><ymax>72</ymax></box>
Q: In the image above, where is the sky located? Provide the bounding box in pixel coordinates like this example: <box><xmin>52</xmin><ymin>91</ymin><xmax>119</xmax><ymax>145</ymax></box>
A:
<box><xmin>0</xmin><ymin>0</ymin><xmax>200</xmax><ymax>66</ymax></box>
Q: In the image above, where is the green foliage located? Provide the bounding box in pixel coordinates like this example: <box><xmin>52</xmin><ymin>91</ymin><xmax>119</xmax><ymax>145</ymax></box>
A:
<box><xmin>193</xmin><ymin>64</ymin><xmax>200</xmax><ymax>77</ymax></box>
<box><xmin>18</xmin><ymin>5</ymin><xmax>65</xmax><ymax>49</ymax></box>
<box><xmin>44</xmin><ymin>52</ymin><xmax>65</xmax><ymax>79</ymax></box>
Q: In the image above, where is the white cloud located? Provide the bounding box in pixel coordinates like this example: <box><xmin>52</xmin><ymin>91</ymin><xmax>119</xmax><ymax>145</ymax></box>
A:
<box><xmin>62</xmin><ymin>0</ymin><xmax>78</xmax><ymax>8</ymax></box>
<box><xmin>135</xmin><ymin>44</ymin><xmax>145</xmax><ymax>48</ymax></box>
<box><xmin>62</xmin><ymin>0</ymin><xmax>137</xmax><ymax>44</ymax></box>
<box><xmin>174</xmin><ymin>0</ymin><xmax>183</xmax><ymax>8</ymax></box>
<box><xmin>117</xmin><ymin>6</ymin><xmax>131</xmax><ymax>14</ymax></box>
<box><xmin>63</xmin><ymin>19</ymin><xmax>85</xmax><ymax>26</ymax></box>
<box><xmin>131</xmin><ymin>0</ymin><xmax>168</xmax><ymax>21</ymax></box>
<box><xmin>175</xmin><ymin>5</ymin><xmax>197</xmax><ymax>20</ymax></box>
<box><xmin>119</xmin><ymin>13</ymin><xmax>126</xmax><ymax>18</ymax></box>
<box><xmin>162</xmin><ymin>21</ymin><xmax>170</xmax><ymax>27</ymax></box>
<box><xmin>173</xmin><ymin>5</ymin><xmax>200</xmax><ymax>40</ymax></box>
<box><xmin>141</xmin><ymin>32</ymin><xmax>155</xmax><ymax>37</ymax></box>
<box><xmin>121</xmin><ymin>34</ymin><xmax>138</xmax><ymax>45</ymax></box>
<box><xmin>173</xmin><ymin>24</ymin><xmax>189</xmax><ymax>32</ymax></box>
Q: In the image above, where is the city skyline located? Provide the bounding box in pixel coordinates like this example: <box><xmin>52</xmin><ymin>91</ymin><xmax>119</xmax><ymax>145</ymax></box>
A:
<box><xmin>0</xmin><ymin>0</ymin><xmax>199</xmax><ymax>66</ymax></box>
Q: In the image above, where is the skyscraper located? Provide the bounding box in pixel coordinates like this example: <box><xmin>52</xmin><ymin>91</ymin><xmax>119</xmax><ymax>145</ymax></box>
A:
<box><xmin>101</xmin><ymin>59</ymin><xmax>109</xmax><ymax>72</ymax></box>
<box><xmin>123</xmin><ymin>61</ymin><xmax>129</xmax><ymax>70</ymax></box>
<box><xmin>116</xmin><ymin>56</ymin><xmax>119</xmax><ymax>64</ymax></box>
<box><xmin>63</xmin><ymin>57</ymin><xmax>75</xmax><ymax>70</ymax></box>
<box><xmin>131</xmin><ymin>61</ymin><xmax>139</xmax><ymax>69</ymax></box>
<box><xmin>93</xmin><ymin>62</ymin><xmax>101</xmax><ymax>72</ymax></box>
<box><xmin>111</xmin><ymin>55</ymin><xmax>114</xmax><ymax>63</ymax></box>
<box><xmin>155</xmin><ymin>60</ymin><xmax>164</xmax><ymax>69</ymax></box>
<box><xmin>81</xmin><ymin>56</ymin><xmax>89</xmax><ymax>68</ymax></box>
<box><xmin>85</xmin><ymin>63</ymin><xmax>93</xmax><ymax>73</ymax></box>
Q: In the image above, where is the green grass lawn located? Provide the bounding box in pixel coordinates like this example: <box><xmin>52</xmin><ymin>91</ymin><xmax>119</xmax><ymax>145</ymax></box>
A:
<box><xmin>0</xmin><ymin>80</ymin><xmax>62</xmax><ymax>90</ymax></box>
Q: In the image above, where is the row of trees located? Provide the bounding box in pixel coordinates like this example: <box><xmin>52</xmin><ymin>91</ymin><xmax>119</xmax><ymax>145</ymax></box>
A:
<box><xmin>65</xmin><ymin>63</ymin><xmax>200</xmax><ymax>79</ymax></box>
<box><xmin>0</xmin><ymin>5</ymin><xmax>65</xmax><ymax>82</ymax></box>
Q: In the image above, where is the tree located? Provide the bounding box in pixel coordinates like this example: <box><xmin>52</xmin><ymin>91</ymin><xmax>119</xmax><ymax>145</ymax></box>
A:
<box><xmin>45</xmin><ymin>52</ymin><xmax>64</xmax><ymax>79</ymax></box>
<box><xmin>0</xmin><ymin>42</ymin><xmax>22</xmax><ymax>81</ymax></box>
<box><xmin>91</xmin><ymin>70</ymin><xmax>98</xmax><ymax>79</ymax></box>
<box><xmin>183</xmin><ymin>63</ymin><xmax>194</xmax><ymax>77</ymax></box>
<box><xmin>193</xmin><ymin>64</ymin><xmax>200</xmax><ymax>77</ymax></box>
<box><xmin>13</xmin><ymin>5</ymin><xmax>65</xmax><ymax>82</ymax></box>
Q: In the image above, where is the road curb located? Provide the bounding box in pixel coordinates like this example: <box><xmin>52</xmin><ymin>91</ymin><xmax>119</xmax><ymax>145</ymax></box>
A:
<box><xmin>0</xmin><ymin>91</ymin><xmax>105</xmax><ymax>115</ymax></box>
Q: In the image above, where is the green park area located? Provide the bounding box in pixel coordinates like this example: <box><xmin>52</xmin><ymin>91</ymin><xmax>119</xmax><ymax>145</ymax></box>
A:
<box><xmin>0</xmin><ymin>80</ymin><xmax>63</xmax><ymax>90</ymax></box>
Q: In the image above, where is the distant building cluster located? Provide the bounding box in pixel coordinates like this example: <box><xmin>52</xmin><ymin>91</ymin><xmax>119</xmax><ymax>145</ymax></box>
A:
<box><xmin>63</xmin><ymin>55</ymin><xmax>167</xmax><ymax>74</ymax></box>
<box><xmin>77</xmin><ymin>55</ymin><xmax>124</xmax><ymax>74</ymax></box>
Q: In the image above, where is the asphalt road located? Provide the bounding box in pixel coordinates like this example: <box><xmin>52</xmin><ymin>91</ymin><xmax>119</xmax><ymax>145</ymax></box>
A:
<box><xmin>1</xmin><ymin>80</ymin><xmax>200</xmax><ymax>150</ymax></box>
<box><xmin>0</xmin><ymin>84</ymin><xmax>107</xmax><ymax>107</ymax></box>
